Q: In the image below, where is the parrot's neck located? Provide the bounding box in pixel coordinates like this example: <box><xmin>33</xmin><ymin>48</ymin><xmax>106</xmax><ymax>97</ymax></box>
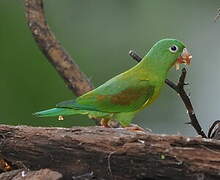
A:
<box><xmin>135</xmin><ymin>56</ymin><xmax>170</xmax><ymax>81</ymax></box>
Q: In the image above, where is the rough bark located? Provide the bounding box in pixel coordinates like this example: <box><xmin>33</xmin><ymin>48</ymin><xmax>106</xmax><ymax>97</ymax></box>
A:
<box><xmin>0</xmin><ymin>125</ymin><xmax>219</xmax><ymax>180</ymax></box>
<box><xmin>0</xmin><ymin>169</ymin><xmax>62</xmax><ymax>180</ymax></box>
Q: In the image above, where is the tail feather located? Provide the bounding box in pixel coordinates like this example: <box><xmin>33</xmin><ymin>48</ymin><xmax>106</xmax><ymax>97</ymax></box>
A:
<box><xmin>33</xmin><ymin>108</ymin><xmax>84</xmax><ymax>117</ymax></box>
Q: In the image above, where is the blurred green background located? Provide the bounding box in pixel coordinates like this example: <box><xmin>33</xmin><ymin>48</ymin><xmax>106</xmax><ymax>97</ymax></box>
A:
<box><xmin>1</xmin><ymin>0</ymin><xmax>220</xmax><ymax>136</ymax></box>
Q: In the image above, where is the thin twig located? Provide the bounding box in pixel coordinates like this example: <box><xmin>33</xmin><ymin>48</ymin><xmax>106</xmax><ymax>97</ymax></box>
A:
<box><xmin>24</xmin><ymin>0</ymin><xmax>93</xmax><ymax>96</ymax></box>
<box><xmin>129</xmin><ymin>50</ymin><xmax>207</xmax><ymax>138</ymax></box>
<box><xmin>128</xmin><ymin>50</ymin><xmax>142</xmax><ymax>62</ymax></box>
<box><xmin>208</xmin><ymin>120</ymin><xmax>220</xmax><ymax>139</ymax></box>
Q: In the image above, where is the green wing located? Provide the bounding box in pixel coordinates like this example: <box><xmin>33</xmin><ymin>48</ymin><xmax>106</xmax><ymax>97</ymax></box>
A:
<box><xmin>57</xmin><ymin>73</ymin><xmax>155</xmax><ymax>113</ymax></box>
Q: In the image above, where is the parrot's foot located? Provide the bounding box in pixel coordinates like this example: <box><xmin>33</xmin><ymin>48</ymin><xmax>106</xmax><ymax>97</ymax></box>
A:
<box><xmin>107</xmin><ymin>120</ymin><xmax>120</xmax><ymax>128</ymax></box>
<box><xmin>100</xmin><ymin>118</ymin><xmax>109</xmax><ymax>127</ymax></box>
<box><xmin>123</xmin><ymin>124</ymin><xmax>151</xmax><ymax>133</ymax></box>
<box><xmin>100</xmin><ymin>118</ymin><xmax>120</xmax><ymax>128</ymax></box>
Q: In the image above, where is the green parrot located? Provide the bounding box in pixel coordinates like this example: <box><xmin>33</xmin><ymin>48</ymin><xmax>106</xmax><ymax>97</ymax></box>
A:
<box><xmin>34</xmin><ymin>39</ymin><xmax>192</xmax><ymax>127</ymax></box>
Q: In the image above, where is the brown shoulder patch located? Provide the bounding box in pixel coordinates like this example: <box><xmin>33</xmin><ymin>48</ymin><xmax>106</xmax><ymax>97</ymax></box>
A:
<box><xmin>97</xmin><ymin>95</ymin><xmax>109</xmax><ymax>101</ymax></box>
<box><xmin>110</xmin><ymin>87</ymin><xmax>147</xmax><ymax>105</ymax></box>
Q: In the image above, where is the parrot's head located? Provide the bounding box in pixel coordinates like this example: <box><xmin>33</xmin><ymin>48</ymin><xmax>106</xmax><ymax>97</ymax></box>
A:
<box><xmin>146</xmin><ymin>38</ymin><xmax>192</xmax><ymax>72</ymax></box>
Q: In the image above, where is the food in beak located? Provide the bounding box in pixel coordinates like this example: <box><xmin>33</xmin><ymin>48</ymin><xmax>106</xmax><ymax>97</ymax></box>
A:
<box><xmin>175</xmin><ymin>62</ymin><xmax>180</xmax><ymax>70</ymax></box>
<box><xmin>175</xmin><ymin>48</ymin><xmax>192</xmax><ymax>70</ymax></box>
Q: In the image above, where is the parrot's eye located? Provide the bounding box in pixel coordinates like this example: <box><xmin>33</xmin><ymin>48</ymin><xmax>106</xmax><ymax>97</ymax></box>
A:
<box><xmin>169</xmin><ymin>45</ymin><xmax>178</xmax><ymax>53</ymax></box>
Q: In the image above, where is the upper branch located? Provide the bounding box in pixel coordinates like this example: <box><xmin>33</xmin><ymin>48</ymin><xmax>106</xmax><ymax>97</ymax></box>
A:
<box><xmin>24</xmin><ymin>0</ymin><xmax>93</xmax><ymax>96</ymax></box>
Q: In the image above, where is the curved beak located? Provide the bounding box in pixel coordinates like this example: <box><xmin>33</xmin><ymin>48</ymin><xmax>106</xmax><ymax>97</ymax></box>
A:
<box><xmin>175</xmin><ymin>48</ymin><xmax>192</xmax><ymax>70</ymax></box>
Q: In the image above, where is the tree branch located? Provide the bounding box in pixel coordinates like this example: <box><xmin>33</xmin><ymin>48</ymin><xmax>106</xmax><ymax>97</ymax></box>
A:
<box><xmin>0</xmin><ymin>125</ymin><xmax>219</xmax><ymax>180</ymax></box>
<box><xmin>24</xmin><ymin>0</ymin><xmax>93</xmax><ymax>96</ymax></box>
<box><xmin>129</xmin><ymin>50</ymin><xmax>207</xmax><ymax>138</ymax></box>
